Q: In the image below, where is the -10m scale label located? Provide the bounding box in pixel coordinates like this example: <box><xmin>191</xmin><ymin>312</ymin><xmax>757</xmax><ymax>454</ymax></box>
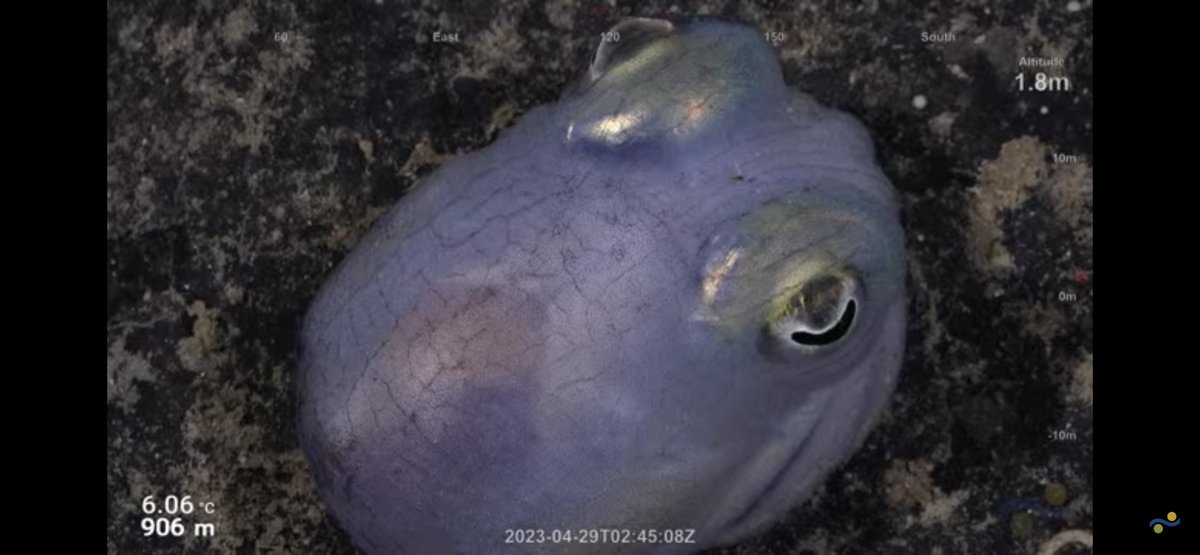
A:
<box><xmin>140</xmin><ymin>495</ymin><xmax>217</xmax><ymax>538</ymax></box>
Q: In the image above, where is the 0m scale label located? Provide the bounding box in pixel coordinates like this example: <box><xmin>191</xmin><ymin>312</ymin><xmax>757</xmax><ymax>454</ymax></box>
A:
<box><xmin>140</xmin><ymin>495</ymin><xmax>217</xmax><ymax>538</ymax></box>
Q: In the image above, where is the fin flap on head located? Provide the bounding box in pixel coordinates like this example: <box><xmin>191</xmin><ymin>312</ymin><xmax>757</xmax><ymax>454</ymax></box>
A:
<box><xmin>587</xmin><ymin>18</ymin><xmax>675</xmax><ymax>85</ymax></box>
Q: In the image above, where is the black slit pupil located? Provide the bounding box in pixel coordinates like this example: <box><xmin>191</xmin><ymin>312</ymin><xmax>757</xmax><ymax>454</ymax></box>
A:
<box><xmin>790</xmin><ymin>300</ymin><xmax>856</xmax><ymax>346</ymax></box>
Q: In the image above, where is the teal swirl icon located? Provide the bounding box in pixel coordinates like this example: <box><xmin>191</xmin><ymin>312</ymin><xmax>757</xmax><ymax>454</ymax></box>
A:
<box><xmin>1150</xmin><ymin>511</ymin><xmax>1179</xmax><ymax>533</ymax></box>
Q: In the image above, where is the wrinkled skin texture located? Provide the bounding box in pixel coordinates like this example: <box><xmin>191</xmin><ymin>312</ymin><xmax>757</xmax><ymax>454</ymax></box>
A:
<box><xmin>299</xmin><ymin>17</ymin><xmax>906</xmax><ymax>554</ymax></box>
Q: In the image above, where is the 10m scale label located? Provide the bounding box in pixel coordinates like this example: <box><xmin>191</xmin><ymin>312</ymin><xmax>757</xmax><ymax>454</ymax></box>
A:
<box><xmin>140</xmin><ymin>495</ymin><xmax>217</xmax><ymax>538</ymax></box>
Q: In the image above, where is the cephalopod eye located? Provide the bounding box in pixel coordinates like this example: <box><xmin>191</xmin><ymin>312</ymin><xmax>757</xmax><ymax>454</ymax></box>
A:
<box><xmin>767</xmin><ymin>273</ymin><xmax>859</xmax><ymax>350</ymax></box>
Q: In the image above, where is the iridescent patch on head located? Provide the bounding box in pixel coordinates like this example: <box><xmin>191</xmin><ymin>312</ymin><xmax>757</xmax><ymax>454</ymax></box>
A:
<box><xmin>563</xmin><ymin>18</ymin><xmax>787</xmax><ymax>149</ymax></box>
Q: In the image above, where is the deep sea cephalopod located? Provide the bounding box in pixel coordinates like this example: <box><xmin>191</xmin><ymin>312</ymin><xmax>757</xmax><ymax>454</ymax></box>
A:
<box><xmin>298</xmin><ymin>16</ymin><xmax>906</xmax><ymax>554</ymax></box>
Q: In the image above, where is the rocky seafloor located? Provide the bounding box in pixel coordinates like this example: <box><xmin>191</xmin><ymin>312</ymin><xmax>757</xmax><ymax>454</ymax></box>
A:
<box><xmin>107</xmin><ymin>1</ymin><xmax>1093</xmax><ymax>553</ymax></box>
